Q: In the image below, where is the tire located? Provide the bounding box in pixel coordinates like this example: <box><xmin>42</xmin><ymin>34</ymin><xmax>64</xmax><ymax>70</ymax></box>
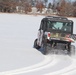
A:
<box><xmin>41</xmin><ymin>39</ymin><xmax>48</xmax><ymax>55</ymax></box>
<box><xmin>67</xmin><ymin>42</ymin><xmax>71</xmax><ymax>54</ymax></box>
<box><xmin>34</xmin><ymin>39</ymin><xmax>40</xmax><ymax>49</ymax></box>
<box><xmin>42</xmin><ymin>44</ymin><xmax>47</xmax><ymax>55</ymax></box>
<box><xmin>69</xmin><ymin>45</ymin><xmax>75</xmax><ymax>56</ymax></box>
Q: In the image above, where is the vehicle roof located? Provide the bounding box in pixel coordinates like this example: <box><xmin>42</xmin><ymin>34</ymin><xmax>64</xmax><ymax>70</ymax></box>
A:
<box><xmin>42</xmin><ymin>16</ymin><xmax>73</xmax><ymax>22</ymax></box>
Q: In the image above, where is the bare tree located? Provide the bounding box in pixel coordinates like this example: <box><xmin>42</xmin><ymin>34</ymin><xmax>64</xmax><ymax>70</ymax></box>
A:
<box><xmin>0</xmin><ymin>0</ymin><xmax>17</xmax><ymax>12</ymax></box>
<box><xmin>48</xmin><ymin>2</ymin><xmax>52</xmax><ymax>9</ymax></box>
<box><xmin>36</xmin><ymin>1</ymin><xmax>44</xmax><ymax>13</ymax></box>
<box><xmin>73</xmin><ymin>1</ymin><xmax>76</xmax><ymax>17</ymax></box>
<box><xmin>0</xmin><ymin>0</ymin><xmax>32</xmax><ymax>13</ymax></box>
<box><xmin>44</xmin><ymin>0</ymin><xmax>48</xmax><ymax>7</ymax></box>
<box><xmin>57</xmin><ymin>0</ymin><xmax>74</xmax><ymax>16</ymax></box>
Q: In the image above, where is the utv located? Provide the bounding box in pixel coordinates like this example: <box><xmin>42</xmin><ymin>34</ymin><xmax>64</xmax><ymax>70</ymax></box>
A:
<box><xmin>34</xmin><ymin>16</ymin><xmax>76</xmax><ymax>55</ymax></box>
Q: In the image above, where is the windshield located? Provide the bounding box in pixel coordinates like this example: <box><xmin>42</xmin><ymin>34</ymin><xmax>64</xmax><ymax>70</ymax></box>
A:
<box><xmin>47</xmin><ymin>21</ymin><xmax>72</xmax><ymax>33</ymax></box>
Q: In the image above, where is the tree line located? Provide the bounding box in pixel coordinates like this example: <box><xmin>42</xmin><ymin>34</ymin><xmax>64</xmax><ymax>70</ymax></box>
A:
<box><xmin>56</xmin><ymin>0</ymin><xmax>76</xmax><ymax>17</ymax></box>
<box><xmin>0</xmin><ymin>0</ymin><xmax>76</xmax><ymax>17</ymax></box>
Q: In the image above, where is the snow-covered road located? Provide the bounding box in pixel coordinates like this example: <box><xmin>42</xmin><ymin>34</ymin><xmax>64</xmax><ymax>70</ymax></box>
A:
<box><xmin>0</xmin><ymin>13</ymin><xmax>76</xmax><ymax>75</ymax></box>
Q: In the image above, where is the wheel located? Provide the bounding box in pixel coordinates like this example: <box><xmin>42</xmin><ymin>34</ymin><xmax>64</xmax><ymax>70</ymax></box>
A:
<box><xmin>67</xmin><ymin>42</ymin><xmax>71</xmax><ymax>54</ymax></box>
<box><xmin>42</xmin><ymin>44</ymin><xmax>47</xmax><ymax>55</ymax></box>
<box><xmin>67</xmin><ymin>43</ymin><xmax>75</xmax><ymax>56</ymax></box>
<box><xmin>69</xmin><ymin>45</ymin><xmax>75</xmax><ymax>56</ymax></box>
<box><xmin>41</xmin><ymin>39</ymin><xmax>48</xmax><ymax>55</ymax></box>
<box><xmin>34</xmin><ymin>39</ymin><xmax>40</xmax><ymax>49</ymax></box>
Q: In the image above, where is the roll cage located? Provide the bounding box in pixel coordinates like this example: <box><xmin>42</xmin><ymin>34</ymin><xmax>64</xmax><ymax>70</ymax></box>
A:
<box><xmin>39</xmin><ymin>16</ymin><xmax>73</xmax><ymax>34</ymax></box>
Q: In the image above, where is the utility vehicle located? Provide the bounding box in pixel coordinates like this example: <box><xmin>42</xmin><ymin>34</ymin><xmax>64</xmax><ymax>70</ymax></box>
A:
<box><xmin>34</xmin><ymin>16</ymin><xmax>76</xmax><ymax>55</ymax></box>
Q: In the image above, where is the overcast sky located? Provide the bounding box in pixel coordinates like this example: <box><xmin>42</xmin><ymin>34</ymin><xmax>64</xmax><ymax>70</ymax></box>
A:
<box><xmin>48</xmin><ymin>0</ymin><xmax>76</xmax><ymax>4</ymax></box>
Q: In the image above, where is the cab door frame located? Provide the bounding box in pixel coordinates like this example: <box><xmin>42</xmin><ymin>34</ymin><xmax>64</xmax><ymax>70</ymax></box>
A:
<box><xmin>37</xmin><ymin>20</ymin><xmax>46</xmax><ymax>46</ymax></box>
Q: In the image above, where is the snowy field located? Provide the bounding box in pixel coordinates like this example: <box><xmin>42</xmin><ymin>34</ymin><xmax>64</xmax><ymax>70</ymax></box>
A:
<box><xmin>0</xmin><ymin>13</ymin><xmax>76</xmax><ymax>75</ymax></box>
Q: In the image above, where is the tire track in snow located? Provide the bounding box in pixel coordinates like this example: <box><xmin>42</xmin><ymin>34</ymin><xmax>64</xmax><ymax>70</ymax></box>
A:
<box><xmin>45</xmin><ymin>47</ymin><xmax>76</xmax><ymax>75</ymax></box>
<box><xmin>0</xmin><ymin>54</ymin><xmax>75</xmax><ymax>75</ymax></box>
<box><xmin>59</xmin><ymin>57</ymin><xmax>76</xmax><ymax>75</ymax></box>
<box><xmin>45</xmin><ymin>56</ymin><xmax>76</xmax><ymax>75</ymax></box>
<box><xmin>0</xmin><ymin>55</ymin><xmax>56</xmax><ymax>75</ymax></box>
<box><xmin>0</xmin><ymin>52</ymin><xmax>76</xmax><ymax>75</ymax></box>
<box><xmin>23</xmin><ymin>55</ymin><xmax>72</xmax><ymax>75</ymax></box>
